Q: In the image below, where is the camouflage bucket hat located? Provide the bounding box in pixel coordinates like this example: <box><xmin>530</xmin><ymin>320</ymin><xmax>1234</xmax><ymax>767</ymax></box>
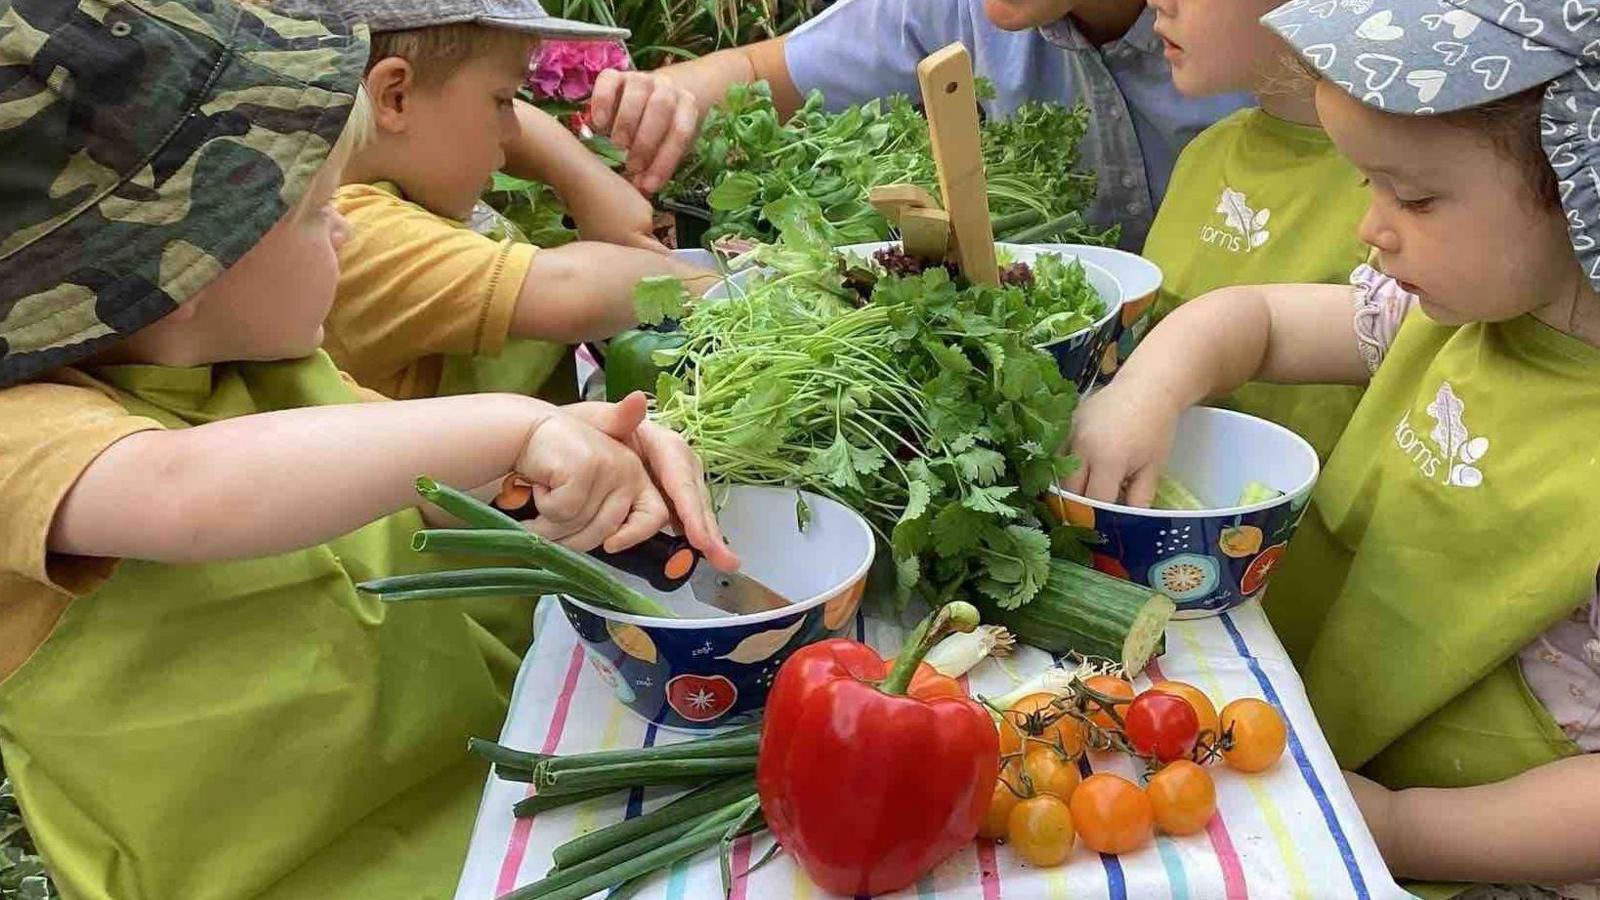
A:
<box><xmin>1263</xmin><ymin>0</ymin><xmax>1600</xmax><ymax>289</ymax></box>
<box><xmin>0</xmin><ymin>0</ymin><xmax>369</xmax><ymax>387</ymax></box>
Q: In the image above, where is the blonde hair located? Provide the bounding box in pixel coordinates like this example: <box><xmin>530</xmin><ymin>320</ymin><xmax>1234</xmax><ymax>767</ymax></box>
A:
<box><xmin>368</xmin><ymin>23</ymin><xmax>537</xmax><ymax>87</ymax></box>
<box><xmin>290</xmin><ymin>85</ymin><xmax>374</xmax><ymax>218</ymax></box>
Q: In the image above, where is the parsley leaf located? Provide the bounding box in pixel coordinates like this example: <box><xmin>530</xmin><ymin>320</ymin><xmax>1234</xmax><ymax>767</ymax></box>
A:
<box><xmin>633</xmin><ymin>276</ymin><xmax>690</xmax><ymax>326</ymax></box>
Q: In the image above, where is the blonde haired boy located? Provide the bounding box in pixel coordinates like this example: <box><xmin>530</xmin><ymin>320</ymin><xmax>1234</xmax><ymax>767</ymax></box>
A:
<box><xmin>328</xmin><ymin>0</ymin><xmax>715</xmax><ymax>402</ymax></box>
<box><xmin>0</xmin><ymin>3</ymin><xmax>733</xmax><ymax>897</ymax></box>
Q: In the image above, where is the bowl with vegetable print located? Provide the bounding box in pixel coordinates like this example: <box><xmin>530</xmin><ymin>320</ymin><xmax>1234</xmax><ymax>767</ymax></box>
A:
<box><xmin>823</xmin><ymin>242</ymin><xmax>1123</xmax><ymax>394</ymax></box>
<box><xmin>1033</xmin><ymin>244</ymin><xmax>1164</xmax><ymax>382</ymax></box>
<box><xmin>1048</xmin><ymin>406</ymin><xmax>1319</xmax><ymax>618</ymax></box>
<box><xmin>558</xmin><ymin>485</ymin><xmax>875</xmax><ymax>732</ymax></box>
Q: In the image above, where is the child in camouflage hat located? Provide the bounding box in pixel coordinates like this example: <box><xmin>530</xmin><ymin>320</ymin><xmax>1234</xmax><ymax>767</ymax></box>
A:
<box><xmin>1069</xmin><ymin>0</ymin><xmax>1600</xmax><ymax>893</ymax></box>
<box><xmin>0</xmin><ymin>2</ymin><xmax>735</xmax><ymax>898</ymax></box>
<box><xmin>325</xmin><ymin>0</ymin><xmax>718</xmax><ymax>407</ymax></box>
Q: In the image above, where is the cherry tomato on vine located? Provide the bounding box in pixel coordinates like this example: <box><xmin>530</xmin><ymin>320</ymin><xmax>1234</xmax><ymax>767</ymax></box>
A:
<box><xmin>1069</xmin><ymin>773</ymin><xmax>1153</xmax><ymax>854</ymax></box>
<box><xmin>1147</xmin><ymin>760</ymin><xmax>1217</xmax><ymax>836</ymax></box>
<box><xmin>1150</xmin><ymin>680</ymin><xmax>1220</xmax><ymax>741</ymax></box>
<box><xmin>1125</xmin><ymin>691</ymin><xmax>1201</xmax><ymax>762</ymax></box>
<box><xmin>1000</xmin><ymin>692</ymin><xmax>1086</xmax><ymax>757</ymax></box>
<box><xmin>1219</xmin><ymin>698</ymin><xmax>1287</xmax><ymax>773</ymax></box>
<box><xmin>1081</xmin><ymin>675</ymin><xmax>1134</xmax><ymax>731</ymax></box>
<box><xmin>980</xmin><ymin>770</ymin><xmax>1021</xmax><ymax>840</ymax></box>
<box><xmin>1007</xmin><ymin>794</ymin><xmax>1076</xmax><ymax>866</ymax></box>
<box><xmin>1022</xmin><ymin>746</ymin><xmax>1081</xmax><ymax>801</ymax></box>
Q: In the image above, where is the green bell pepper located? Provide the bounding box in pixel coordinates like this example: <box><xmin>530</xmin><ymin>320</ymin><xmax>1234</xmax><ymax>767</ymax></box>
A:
<box><xmin>605</xmin><ymin>329</ymin><xmax>687</xmax><ymax>402</ymax></box>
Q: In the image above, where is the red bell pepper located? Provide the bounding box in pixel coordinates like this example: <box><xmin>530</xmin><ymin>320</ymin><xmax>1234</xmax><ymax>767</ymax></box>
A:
<box><xmin>756</xmin><ymin>602</ymin><xmax>999</xmax><ymax>897</ymax></box>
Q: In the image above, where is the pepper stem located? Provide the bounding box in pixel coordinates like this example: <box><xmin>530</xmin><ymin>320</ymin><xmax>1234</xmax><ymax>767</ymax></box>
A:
<box><xmin>879</xmin><ymin>601</ymin><xmax>981</xmax><ymax>696</ymax></box>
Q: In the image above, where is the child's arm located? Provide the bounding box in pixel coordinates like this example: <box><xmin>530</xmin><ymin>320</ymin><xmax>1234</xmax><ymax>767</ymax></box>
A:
<box><xmin>588</xmin><ymin>38</ymin><xmax>796</xmax><ymax>195</ymax></box>
<box><xmin>512</xmin><ymin>243</ymin><xmax>718</xmax><ymax>342</ymax></box>
<box><xmin>503</xmin><ymin>101</ymin><xmax>665</xmax><ymax>252</ymax></box>
<box><xmin>48</xmin><ymin>393</ymin><xmax>686</xmax><ymax>564</ymax></box>
<box><xmin>1067</xmin><ymin>283</ymin><xmax>1372</xmax><ymax>506</ymax></box>
<box><xmin>1347</xmin><ymin>759</ymin><xmax>1600</xmax><ymax>884</ymax></box>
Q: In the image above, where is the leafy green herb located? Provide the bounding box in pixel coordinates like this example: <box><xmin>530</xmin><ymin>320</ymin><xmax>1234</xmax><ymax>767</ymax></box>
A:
<box><xmin>647</xmin><ymin>219</ymin><xmax>1090</xmax><ymax>610</ymax></box>
<box><xmin>1</xmin><ymin>756</ymin><xmax>56</xmax><ymax>900</ymax></box>
<box><xmin>662</xmin><ymin>82</ymin><xmax>1116</xmax><ymax>248</ymax></box>
<box><xmin>483</xmin><ymin>173</ymin><xmax>579</xmax><ymax>248</ymax></box>
<box><xmin>633</xmin><ymin>276</ymin><xmax>691</xmax><ymax>325</ymax></box>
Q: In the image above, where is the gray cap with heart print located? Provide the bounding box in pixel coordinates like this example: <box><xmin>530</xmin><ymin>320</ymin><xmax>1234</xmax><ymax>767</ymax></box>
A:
<box><xmin>1262</xmin><ymin>0</ymin><xmax>1600</xmax><ymax>287</ymax></box>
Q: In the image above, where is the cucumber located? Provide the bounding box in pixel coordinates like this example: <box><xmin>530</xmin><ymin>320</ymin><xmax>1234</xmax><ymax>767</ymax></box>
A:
<box><xmin>979</xmin><ymin>559</ymin><xmax>1174</xmax><ymax>675</ymax></box>
<box><xmin>1154</xmin><ymin>474</ymin><xmax>1208</xmax><ymax>511</ymax></box>
<box><xmin>1235</xmin><ymin>480</ymin><xmax>1284</xmax><ymax>506</ymax></box>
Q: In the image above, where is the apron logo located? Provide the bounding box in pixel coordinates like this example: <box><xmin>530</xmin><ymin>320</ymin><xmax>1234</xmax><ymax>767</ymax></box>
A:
<box><xmin>1392</xmin><ymin>381</ymin><xmax>1488</xmax><ymax>487</ymax></box>
<box><xmin>1201</xmin><ymin>187</ymin><xmax>1271</xmax><ymax>253</ymax></box>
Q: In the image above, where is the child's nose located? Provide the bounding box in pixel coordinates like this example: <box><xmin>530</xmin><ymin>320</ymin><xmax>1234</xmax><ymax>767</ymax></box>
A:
<box><xmin>1356</xmin><ymin>202</ymin><xmax>1397</xmax><ymax>254</ymax></box>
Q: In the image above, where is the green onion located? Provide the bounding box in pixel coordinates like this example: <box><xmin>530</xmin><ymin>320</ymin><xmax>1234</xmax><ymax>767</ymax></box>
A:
<box><xmin>512</xmin><ymin>786</ymin><xmax>617</xmax><ymax>818</ymax></box>
<box><xmin>414</xmin><ymin>476</ymin><xmax>524</xmax><ymax>530</ymax></box>
<box><xmin>358</xmin><ymin>568</ymin><xmax>568</xmax><ymax>602</ymax></box>
<box><xmin>922</xmin><ymin>624</ymin><xmax>1015</xmax><ymax>678</ymax></box>
<box><xmin>411</xmin><ymin>529</ymin><xmax>674</xmax><ymax>618</ymax></box>
<box><xmin>539</xmin><ymin>732</ymin><xmax>759</xmax><ymax>775</ymax></box>
<box><xmin>551</xmin><ymin>774</ymin><xmax>757</xmax><ymax>869</ymax></box>
<box><xmin>503</xmin><ymin>796</ymin><xmax>759</xmax><ymax>900</ymax></box>
<box><xmin>537</xmin><ymin>757</ymin><xmax>757</xmax><ymax>797</ymax></box>
<box><xmin>534</xmin><ymin>805</ymin><xmax>730</xmax><ymax>895</ymax></box>
<box><xmin>468</xmin><ymin>736</ymin><xmax>546</xmax><ymax>772</ymax></box>
<box><xmin>991</xmin><ymin>209</ymin><xmax>1043</xmax><ymax>238</ymax></box>
<box><xmin>1008</xmin><ymin>211</ymin><xmax>1086</xmax><ymax>243</ymax></box>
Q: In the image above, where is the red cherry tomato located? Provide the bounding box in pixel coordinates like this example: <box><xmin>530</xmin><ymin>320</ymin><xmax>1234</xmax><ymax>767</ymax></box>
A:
<box><xmin>1124</xmin><ymin>691</ymin><xmax>1201</xmax><ymax>762</ymax></box>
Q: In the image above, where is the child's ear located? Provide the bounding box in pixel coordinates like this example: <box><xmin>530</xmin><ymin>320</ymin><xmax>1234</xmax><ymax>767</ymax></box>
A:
<box><xmin>364</xmin><ymin>57</ymin><xmax>414</xmax><ymax>134</ymax></box>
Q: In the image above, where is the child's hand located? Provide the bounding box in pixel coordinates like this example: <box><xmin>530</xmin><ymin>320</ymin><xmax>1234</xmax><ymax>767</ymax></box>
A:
<box><xmin>589</xmin><ymin>70</ymin><xmax>700</xmax><ymax>195</ymax></box>
<box><xmin>567</xmin><ymin>393</ymin><xmax>741</xmax><ymax>573</ymax></box>
<box><xmin>515</xmin><ymin>401</ymin><xmax>670</xmax><ymax>554</ymax></box>
<box><xmin>1061</xmin><ymin>380</ymin><xmax>1185</xmax><ymax>508</ymax></box>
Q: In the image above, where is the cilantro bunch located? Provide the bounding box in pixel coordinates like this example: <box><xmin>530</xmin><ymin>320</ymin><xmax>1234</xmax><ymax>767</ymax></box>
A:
<box><xmin>643</xmin><ymin>228</ymin><xmax>1094</xmax><ymax>611</ymax></box>
<box><xmin>662</xmin><ymin>82</ymin><xmax>1115</xmax><ymax>248</ymax></box>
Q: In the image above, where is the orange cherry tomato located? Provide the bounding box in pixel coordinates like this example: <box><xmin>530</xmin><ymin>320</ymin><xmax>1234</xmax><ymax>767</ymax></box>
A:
<box><xmin>980</xmin><ymin>769</ymin><xmax>1022</xmax><ymax>840</ymax></box>
<box><xmin>1081</xmin><ymin>675</ymin><xmax>1135</xmax><ymax>731</ymax></box>
<box><xmin>1069</xmin><ymin>773</ymin><xmax>1153</xmax><ymax>854</ymax></box>
<box><xmin>1150</xmin><ymin>681</ymin><xmax>1220</xmax><ymax>743</ymax></box>
<box><xmin>1007</xmin><ymin>794</ymin><xmax>1076</xmax><ymax>867</ymax></box>
<box><xmin>1000</xmin><ymin>692</ymin><xmax>1087</xmax><ymax>758</ymax></box>
<box><xmin>1022</xmin><ymin>746</ymin><xmax>1082</xmax><ymax>802</ymax></box>
<box><xmin>1147</xmin><ymin>760</ymin><xmax>1217</xmax><ymax>836</ymax></box>
<box><xmin>1219</xmin><ymin>698</ymin><xmax>1288</xmax><ymax>773</ymax></box>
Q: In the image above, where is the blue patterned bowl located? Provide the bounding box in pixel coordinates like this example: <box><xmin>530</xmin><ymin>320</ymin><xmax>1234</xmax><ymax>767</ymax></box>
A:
<box><xmin>557</xmin><ymin>486</ymin><xmax>874</xmax><ymax>733</ymax></box>
<box><xmin>1049</xmin><ymin>407</ymin><xmax>1320</xmax><ymax>618</ymax></box>
<box><xmin>825</xmin><ymin>243</ymin><xmax>1123</xmax><ymax>394</ymax></box>
<box><xmin>1030</xmin><ymin>245</ymin><xmax>1164</xmax><ymax>384</ymax></box>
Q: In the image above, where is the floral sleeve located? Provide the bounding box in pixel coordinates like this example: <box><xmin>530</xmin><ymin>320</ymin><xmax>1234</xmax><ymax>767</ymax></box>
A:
<box><xmin>1350</xmin><ymin>264</ymin><xmax>1418</xmax><ymax>375</ymax></box>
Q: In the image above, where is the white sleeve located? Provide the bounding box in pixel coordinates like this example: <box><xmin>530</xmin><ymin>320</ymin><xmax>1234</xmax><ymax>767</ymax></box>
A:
<box><xmin>1349</xmin><ymin>264</ymin><xmax>1419</xmax><ymax>374</ymax></box>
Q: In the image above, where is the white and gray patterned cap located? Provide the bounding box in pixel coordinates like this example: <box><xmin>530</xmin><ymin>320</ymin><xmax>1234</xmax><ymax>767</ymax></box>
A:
<box><xmin>1263</xmin><ymin>0</ymin><xmax>1600</xmax><ymax>286</ymax></box>
<box><xmin>303</xmin><ymin>0</ymin><xmax>628</xmax><ymax>41</ymax></box>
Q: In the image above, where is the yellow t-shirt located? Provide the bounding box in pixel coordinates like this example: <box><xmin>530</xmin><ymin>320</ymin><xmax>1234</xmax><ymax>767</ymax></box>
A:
<box><xmin>328</xmin><ymin>182</ymin><xmax>570</xmax><ymax>401</ymax></box>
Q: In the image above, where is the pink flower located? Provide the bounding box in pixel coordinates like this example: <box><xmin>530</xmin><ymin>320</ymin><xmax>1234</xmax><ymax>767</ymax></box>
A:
<box><xmin>528</xmin><ymin>39</ymin><xmax>631</xmax><ymax>101</ymax></box>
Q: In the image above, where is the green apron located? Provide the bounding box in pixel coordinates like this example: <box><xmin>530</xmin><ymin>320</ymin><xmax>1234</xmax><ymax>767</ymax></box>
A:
<box><xmin>1263</xmin><ymin>314</ymin><xmax>1598</xmax><ymax>892</ymax></box>
<box><xmin>0</xmin><ymin>353</ymin><xmax>519</xmax><ymax>900</ymax></box>
<box><xmin>1141</xmin><ymin>109</ymin><xmax>1371</xmax><ymax>460</ymax></box>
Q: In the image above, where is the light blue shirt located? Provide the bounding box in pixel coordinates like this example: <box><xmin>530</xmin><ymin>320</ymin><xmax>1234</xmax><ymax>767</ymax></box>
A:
<box><xmin>785</xmin><ymin>0</ymin><xmax>1252</xmax><ymax>250</ymax></box>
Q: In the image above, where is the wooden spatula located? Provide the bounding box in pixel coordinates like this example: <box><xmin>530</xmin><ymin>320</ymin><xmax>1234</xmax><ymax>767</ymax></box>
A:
<box><xmin>916</xmin><ymin>43</ymin><xmax>999</xmax><ymax>286</ymax></box>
